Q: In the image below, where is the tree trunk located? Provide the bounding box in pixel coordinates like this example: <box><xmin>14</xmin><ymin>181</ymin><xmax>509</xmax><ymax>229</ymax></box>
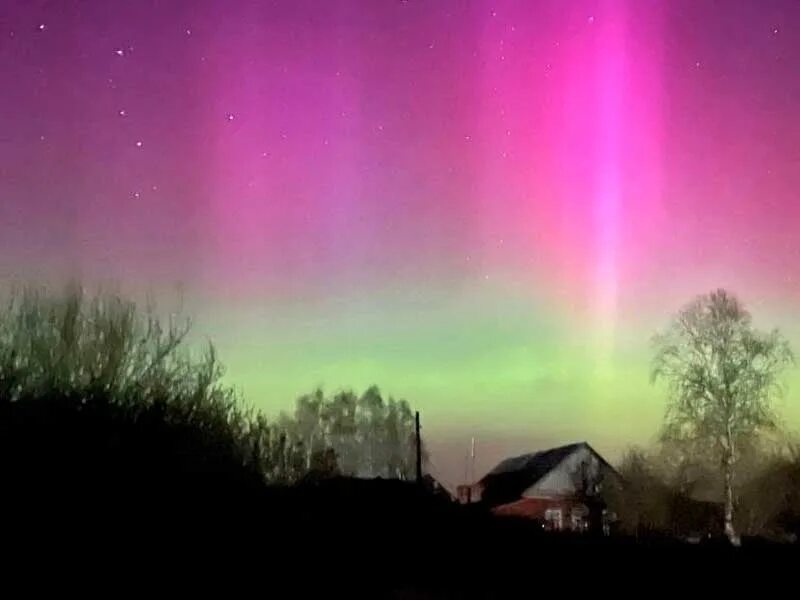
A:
<box><xmin>723</xmin><ymin>424</ymin><xmax>741</xmax><ymax>546</ymax></box>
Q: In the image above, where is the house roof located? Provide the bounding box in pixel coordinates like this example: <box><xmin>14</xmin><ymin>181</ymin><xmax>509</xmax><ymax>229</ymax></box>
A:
<box><xmin>479</xmin><ymin>441</ymin><xmax>614</xmax><ymax>506</ymax></box>
<box><xmin>484</xmin><ymin>442</ymin><xmax>585</xmax><ymax>480</ymax></box>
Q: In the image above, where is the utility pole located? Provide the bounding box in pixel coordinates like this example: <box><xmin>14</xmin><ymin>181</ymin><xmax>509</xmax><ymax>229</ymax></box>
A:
<box><xmin>415</xmin><ymin>411</ymin><xmax>422</xmax><ymax>484</ymax></box>
<box><xmin>470</xmin><ymin>436</ymin><xmax>476</xmax><ymax>483</ymax></box>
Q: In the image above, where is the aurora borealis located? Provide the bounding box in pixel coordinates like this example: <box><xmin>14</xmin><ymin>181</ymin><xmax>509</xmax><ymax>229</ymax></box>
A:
<box><xmin>2</xmin><ymin>0</ymin><xmax>800</xmax><ymax>486</ymax></box>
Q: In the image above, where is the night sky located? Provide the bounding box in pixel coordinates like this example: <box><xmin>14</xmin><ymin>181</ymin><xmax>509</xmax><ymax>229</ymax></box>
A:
<box><xmin>2</xmin><ymin>0</ymin><xmax>800</xmax><ymax>486</ymax></box>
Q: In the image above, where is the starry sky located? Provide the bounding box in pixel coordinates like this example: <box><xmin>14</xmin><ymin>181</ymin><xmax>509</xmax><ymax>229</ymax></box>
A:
<box><xmin>2</xmin><ymin>0</ymin><xmax>800</xmax><ymax>487</ymax></box>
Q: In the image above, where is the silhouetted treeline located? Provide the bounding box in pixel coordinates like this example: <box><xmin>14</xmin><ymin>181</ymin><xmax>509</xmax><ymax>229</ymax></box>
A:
<box><xmin>612</xmin><ymin>442</ymin><xmax>800</xmax><ymax>542</ymax></box>
<box><xmin>0</xmin><ymin>286</ymin><xmax>259</xmax><ymax>531</ymax></box>
<box><xmin>278</xmin><ymin>386</ymin><xmax>422</xmax><ymax>480</ymax></box>
<box><xmin>0</xmin><ymin>285</ymin><xmax>419</xmax><ymax>506</ymax></box>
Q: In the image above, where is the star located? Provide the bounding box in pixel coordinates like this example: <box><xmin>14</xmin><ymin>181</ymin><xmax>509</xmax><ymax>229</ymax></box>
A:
<box><xmin>185</xmin><ymin>28</ymin><xmax>192</xmax><ymax>36</ymax></box>
<box><xmin>772</xmin><ymin>27</ymin><xmax>779</xmax><ymax>35</ymax></box>
<box><xmin>118</xmin><ymin>109</ymin><xmax>127</xmax><ymax>117</ymax></box>
<box><xmin>135</xmin><ymin>140</ymin><xmax>143</xmax><ymax>148</ymax></box>
<box><xmin>115</xmin><ymin>48</ymin><xmax>124</xmax><ymax>56</ymax></box>
<box><xmin>133</xmin><ymin>192</ymin><xmax>141</xmax><ymax>199</ymax></box>
<box><xmin>226</xmin><ymin>113</ymin><xmax>235</xmax><ymax>121</ymax></box>
<box><xmin>38</xmin><ymin>24</ymin><xmax>46</xmax><ymax>31</ymax></box>
<box><xmin>588</xmin><ymin>16</ymin><xmax>595</xmax><ymax>24</ymax></box>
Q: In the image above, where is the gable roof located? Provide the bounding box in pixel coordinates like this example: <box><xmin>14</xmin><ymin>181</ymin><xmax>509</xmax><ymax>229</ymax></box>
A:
<box><xmin>485</xmin><ymin>442</ymin><xmax>584</xmax><ymax>480</ymax></box>
<box><xmin>479</xmin><ymin>442</ymin><xmax>613</xmax><ymax>506</ymax></box>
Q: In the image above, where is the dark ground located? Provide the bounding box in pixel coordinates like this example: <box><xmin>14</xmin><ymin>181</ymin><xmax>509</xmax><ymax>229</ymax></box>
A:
<box><xmin>3</xmin><ymin>394</ymin><xmax>798</xmax><ymax>596</ymax></box>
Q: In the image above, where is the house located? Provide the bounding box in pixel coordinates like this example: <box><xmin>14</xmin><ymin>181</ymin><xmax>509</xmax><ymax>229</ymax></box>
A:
<box><xmin>478</xmin><ymin>442</ymin><xmax>622</xmax><ymax>533</ymax></box>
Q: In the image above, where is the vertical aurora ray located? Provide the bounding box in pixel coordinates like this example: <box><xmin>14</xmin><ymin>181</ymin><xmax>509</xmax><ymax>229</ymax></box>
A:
<box><xmin>591</xmin><ymin>3</ymin><xmax>626</xmax><ymax>372</ymax></box>
<box><xmin>541</xmin><ymin>1</ymin><xmax>663</xmax><ymax>376</ymax></box>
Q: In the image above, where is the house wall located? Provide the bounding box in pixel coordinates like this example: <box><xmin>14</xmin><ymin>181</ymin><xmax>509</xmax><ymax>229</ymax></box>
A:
<box><xmin>492</xmin><ymin>497</ymin><xmax>591</xmax><ymax>532</ymax></box>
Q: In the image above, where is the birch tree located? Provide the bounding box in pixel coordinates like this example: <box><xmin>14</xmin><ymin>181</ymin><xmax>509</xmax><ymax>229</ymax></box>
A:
<box><xmin>651</xmin><ymin>289</ymin><xmax>792</xmax><ymax>545</ymax></box>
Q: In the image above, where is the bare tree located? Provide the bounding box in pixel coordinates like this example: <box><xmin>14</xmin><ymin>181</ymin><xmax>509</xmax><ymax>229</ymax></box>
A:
<box><xmin>613</xmin><ymin>448</ymin><xmax>672</xmax><ymax>537</ymax></box>
<box><xmin>651</xmin><ymin>289</ymin><xmax>793</xmax><ymax>545</ymax></box>
<box><xmin>568</xmin><ymin>458</ymin><xmax>607</xmax><ymax>534</ymax></box>
<box><xmin>278</xmin><ymin>386</ymin><xmax>419</xmax><ymax>479</ymax></box>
